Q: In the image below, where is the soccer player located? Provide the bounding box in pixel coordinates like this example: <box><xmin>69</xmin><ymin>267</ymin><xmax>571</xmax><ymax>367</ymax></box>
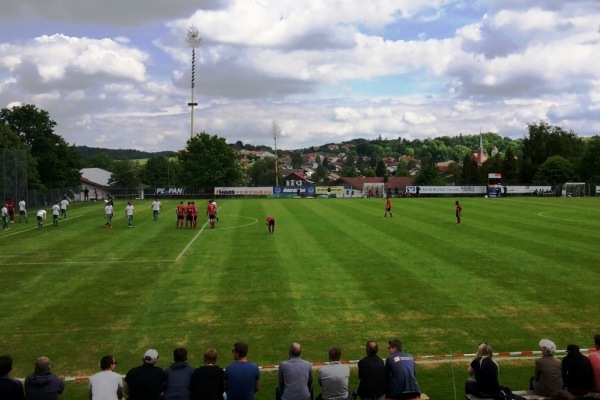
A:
<box><xmin>211</xmin><ymin>199</ymin><xmax>219</xmax><ymax>222</ymax></box>
<box><xmin>384</xmin><ymin>196</ymin><xmax>393</xmax><ymax>218</ymax></box>
<box><xmin>191</xmin><ymin>201</ymin><xmax>198</xmax><ymax>229</ymax></box>
<box><xmin>60</xmin><ymin>197</ymin><xmax>69</xmax><ymax>219</ymax></box>
<box><xmin>266</xmin><ymin>216</ymin><xmax>275</xmax><ymax>234</ymax></box>
<box><xmin>6</xmin><ymin>199</ymin><xmax>15</xmax><ymax>223</ymax></box>
<box><xmin>455</xmin><ymin>201</ymin><xmax>462</xmax><ymax>224</ymax></box>
<box><xmin>52</xmin><ymin>201</ymin><xmax>60</xmax><ymax>226</ymax></box>
<box><xmin>151</xmin><ymin>198</ymin><xmax>162</xmax><ymax>221</ymax></box>
<box><xmin>18</xmin><ymin>198</ymin><xmax>27</xmax><ymax>223</ymax></box>
<box><xmin>207</xmin><ymin>200</ymin><xmax>217</xmax><ymax>229</ymax></box>
<box><xmin>36</xmin><ymin>209</ymin><xmax>47</xmax><ymax>230</ymax></box>
<box><xmin>185</xmin><ymin>202</ymin><xmax>194</xmax><ymax>228</ymax></box>
<box><xmin>105</xmin><ymin>201</ymin><xmax>114</xmax><ymax>228</ymax></box>
<box><xmin>1</xmin><ymin>203</ymin><xmax>8</xmax><ymax>231</ymax></box>
<box><xmin>176</xmin><ymin>201</ymin><xmax>186</xmax><ymax>229</ymax></box>
<box><xmin>125</xmin><ymin>201</ymin><xmax>135</xmax><ymax>228</ymax></box>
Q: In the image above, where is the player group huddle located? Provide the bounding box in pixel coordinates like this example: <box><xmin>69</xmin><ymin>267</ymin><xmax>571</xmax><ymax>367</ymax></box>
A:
<box><xmin>176</xmin><ymin>199</ymin><xmax>219</xmax><ymax>229</ymax></box>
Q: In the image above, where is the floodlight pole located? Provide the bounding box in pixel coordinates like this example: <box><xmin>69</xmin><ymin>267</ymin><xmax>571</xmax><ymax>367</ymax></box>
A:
<box><xmin>272</xmin><ymin>121</ymin><xmax>280</xmax><ymax>187</ymax></box>
<box><xmin>186</xmin><ymin>26</ymin><xmax>203</xmax><ymax>140</ymax></box>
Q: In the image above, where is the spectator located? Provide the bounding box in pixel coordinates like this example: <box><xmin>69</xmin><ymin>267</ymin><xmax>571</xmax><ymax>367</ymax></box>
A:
<box><xmin>465</xmin><ymin>343</ymin><xmax>499</xmax><ymax>398</ymax></box>
<box><xmin>277</xmin><ymin>342</ymin><xmax>313</xmax><ymax>400</ymax></box>
<box><xmin>385</xmin><ymin>339</ymin><xmax>420</xmax><ymax>399</ymax></box>
<box><xmin>24</xmin><ymin>357</ymin><xmax>65</xmax><ymax>400</ymax></box>
<box><xmin>562</xmin><ymin>344</ymin><xmax>593</xmax><ymax>396</ymax></box>
<box><xmin>589</xmin><ymin>334</ymin><xmax>600</xmax><ymax>393</ymax></box>
<box><xmin>224</xmin><ymin>342</ymin><xmax>260</xmax><ymax>400</ymax></box>
<box><xmin>163</xmin><ymin>347</ymin><xmax>195</xmax><ymax>400</ymax></box>
<box><xmin>124</xmin><ymin>349</ymin><xmax>166</xmax><ymax>400</ymax></box>
<box><xmin>89</xmin><ymin>355</ymin><xmax>123</xmax><ymax>400</ymax></box>
<box><xmin>317</xmin><ymin>347</ymin><xmax>350</xmax><ymax>400</ymax></box>
<box><xmin>0</xmin><ymin>354</ymin><xmax>25</xmax><ymax>400</ymax></box>
<box><xmin>530</xmin><ymin>339</ymin><xmax>563</xmax><ymax>397</ymax></box>
<box><xmin>190</xmin><ymin>348</ymin><xmax>225</xmax><ymax>400</ymax></box>
<box><xmin>356</xmin><ymin>341</ymin><xmax>385</xmax><ymax>400</ymax></box>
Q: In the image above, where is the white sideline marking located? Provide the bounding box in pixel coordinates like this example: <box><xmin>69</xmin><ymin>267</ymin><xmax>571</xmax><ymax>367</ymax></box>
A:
<box><xmin>176</xmin><ymin>217</ymin><xmax>210</xmax><ymax>262</ymax></box>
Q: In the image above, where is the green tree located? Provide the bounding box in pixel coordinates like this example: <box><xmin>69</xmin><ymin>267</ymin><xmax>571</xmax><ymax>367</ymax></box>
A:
<box><xmin>577</xmin><ymin>136</ymin><xmax>600</xmax><ymax>182</ymax></box>
<box><xmin>461</xmin><ymin>154</ymin><xmax>479</xmax><ymax>184</ymax></box>
<box><xmin>478</xmin><ymin>154</ymin><xmax>503</xmax><ymax>184</ymax></box>
<box><xmin>291</xmin><ymin>151</ymin><xmax>303</xmax><ymax>169</ymax></box>
<box><xmin>141</xmin><ymin>156</ymin><xmax>172</xmax><ymax>186</ymax></box>
<box><xmin>85</xmin><ymin>152</ymin><xmax>115</xmax><ymax>171</ymax></box>
<box><xmin>375</xmin><ymin>158</ymin><xmax>387</xmax><ymax>177</ymax></box>
<box><xmin>533</xmin><ymin>156</ymin><xmax>575</xmax><ymax>186</ymax></box>
<box><xmin>108</xmin><ymin>160</ymin><xmax>141</xmax><ymax>188</ymax></box>
<box><xmin>178</xmin><ymin>132</ymin><xmax>243</xmax><ymax>187</ymax></box>
<box><xmin>0</xmin><ymin>104</ymin><xmax>82</xmax><ymax>189</ymax></box>
<box><xmin>313</xmin><ymin>164</ymin><xmax>329</xmax><ymax>184</ymax></box>
<box><xmin>412</xmin><ymin>162</ymin><xmax>444</xmax><ymax>185</ymax></box>
<box><xmin>501</xmin><ymin>147</ymin><xmax>518</xmax><ymax>184</ymax></box>
<box><xmin>0</xmin><ymin>123</ymin><xmax>42</xmax><ymax>188</ymax></box>
<box><xmin>395</xmin><ymin>160</ymin><xmax>410</xmax><ymax>177</ymax></box>
<box><xmin>247</xmin><ymin>157</ymin><xmax>277</xmax><ymax>186</ymax></box>
<box><xmin>520</xmin><ymin>121</ymin><xmax>583</xmax><ymax>183</ymax></box>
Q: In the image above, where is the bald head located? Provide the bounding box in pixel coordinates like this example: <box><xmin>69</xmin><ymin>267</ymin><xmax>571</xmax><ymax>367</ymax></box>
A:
<box><xmin>366</xmin><ymin>341</ymin><xmax>378</xmax><ymax>356</ymax></box>
<box><xmin>34</xmin><ymin>357</ymin><xmax>51</xmax><ymax>374</ymax></box>
<box><xmin>289</xmin><ymin>343</ymin><xmax>302</xmax><ymax>357</ymax></box>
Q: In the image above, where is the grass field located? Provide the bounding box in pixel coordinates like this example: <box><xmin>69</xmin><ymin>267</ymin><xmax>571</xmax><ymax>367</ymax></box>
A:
<box><xmin>1</xmin><ymin>196</ymin><xmax>599</xmax><ymax>399</ymax></box>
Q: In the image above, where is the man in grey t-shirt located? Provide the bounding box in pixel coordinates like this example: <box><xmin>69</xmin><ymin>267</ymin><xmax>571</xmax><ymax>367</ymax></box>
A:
<box><xmin>318</xmin><ymin>347</ymin><xmax>350</xmax><ymax>400</ymax></box>
<box><xmin>278</xmin><ymin>343</ymin><xmax>313</xmax><ymax>400</ymax></box>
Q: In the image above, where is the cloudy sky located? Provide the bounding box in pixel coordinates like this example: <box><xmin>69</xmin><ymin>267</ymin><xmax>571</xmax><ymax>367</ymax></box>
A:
<box><xmin>1</xmin><ymin>0</ymin><xmax>599</xmax><ymax>152</ymax></box>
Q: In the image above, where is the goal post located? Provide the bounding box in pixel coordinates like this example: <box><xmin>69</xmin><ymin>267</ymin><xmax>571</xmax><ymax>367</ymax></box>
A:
<box><xmin>562</xmin><ymin>182</ymin><xmax>585</xmax><ymax>197</ymax></box>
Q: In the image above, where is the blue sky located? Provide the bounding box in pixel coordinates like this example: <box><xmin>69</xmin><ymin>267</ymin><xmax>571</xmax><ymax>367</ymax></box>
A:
<box><xmin>1</xmin><ymin>0</ymin><xmax>599</xmax><ymax>151</ymax></box>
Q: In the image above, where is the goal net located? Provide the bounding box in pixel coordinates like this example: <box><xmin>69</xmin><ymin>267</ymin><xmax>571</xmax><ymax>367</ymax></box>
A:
<box><xmin>562</xmin><ymin>182</ymin><xmax>585</xmax><ymax>197</ymax></box>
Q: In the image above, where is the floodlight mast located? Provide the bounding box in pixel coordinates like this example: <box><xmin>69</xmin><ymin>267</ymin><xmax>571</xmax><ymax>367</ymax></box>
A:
<box><xmin>186</xmin><ymin>26</ymin><xmax>203</xmax><ymax>140</ymax></box>
<box><xmin>272</xmin><ymin>121</ymin><xmax>281</xmax><ymax>187</ymax></box>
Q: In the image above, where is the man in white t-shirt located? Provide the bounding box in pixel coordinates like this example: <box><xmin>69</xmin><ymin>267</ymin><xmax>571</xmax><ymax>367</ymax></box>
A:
<box><xmin>1</xmin><ymin>204</ymin><xmax>8</xmax><ymax>231</ymax></box>
<box><xmin>89</xmin><ymin>355</ymin><xmax>123</xmax><ymax>400</ymax></box>
<box><xmin>125</xmin><ymin>201</ymin><xmax>135</xmax><ymax>228</ymax></box>
<box><xmin>60</xmin><ymin>197</ymin><xmax>69</xmax><ymax>219</ymax></box>
<box><xmin>105</xmin><ymin>203</ymin><xmax>114</xmax><ymax>228</ymax></box>
<box><xmin>52</xmin><ymin>201</ymin><xmax>61</xmax><ymax>226</ymax></box>
<box><xmin>36</xmin><ymin>209</ymin><xmax>47</xmax><ymax>230</ymax></box>
<box><xmin>151</xmin><ymin>199</ymin><xmax>162</xmax><ymax>221</ymax></box>
<box><xmin>18</xmin><ymin>198</ymin><xmax>28</xmax><ymax>223</ymax></box>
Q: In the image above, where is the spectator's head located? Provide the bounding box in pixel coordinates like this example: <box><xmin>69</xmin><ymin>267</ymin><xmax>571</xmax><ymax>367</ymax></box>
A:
<box><xmin>539</xmin><ymin>339</ymin><xmax>556</xmax><ymax>356</ymax></box>
<box><xmin>143</xmin><ymin>349</ymin><xmax>159</xmax><ymax>365</ymax></box>
<box><xmin>594</xmin><ymin>334</ymin><xmax>600</xmax><ymax>349</ymax></box>
<box><xmin>366</xmin><ymin>341</ymin><xmax>378</xmax><ymax>356</ymax></box>
<box><xmin>34</xmin><ymin>357</ymin><xmax>51</xmax><ymax>374</ymax></box>
<box><xmin>203</xmin><ymin>349</ymin><xmax>218</xmax><ymax>365</ymax></box>
<box><xmin>566</xmin><ymin>344</ymin><xmax>580</xmax><ymax>355</ymax></box>
<box><xmin>289</xmin><ymin>343</ymin><xmax>302</xmax><ymax>357</ymax></box>
<box><xmin>328</xmin><ymin>347</ymin><xmax>341</xmax><ymax>362</ymax></box>
<box><xmin>476</xmin><ymin>343</ymin><xmax>493</xmax><ymax>358</ymax></box>
<box><xmin>232</xmin><ymin>342</ymin><xmax>248</xmax><ymax>359</ymax></box>
<box><xmin>173</xmin><ymin>348</ymin><xmax>188</xmax><ymax>363</ymax></box>
<box><xmin>100</xmin><ymin>355</ymin><xmax>116</xmax><ymax>370</ymax></box>
<box><xmin>0</xmin><ymin>355</ymin><xmax>13</xmax><ymax>375</ymax></box>
<box><xmin>388</xmin><ymin>339</ymin><xmax>403</xmax><ymax>353</ymax></box>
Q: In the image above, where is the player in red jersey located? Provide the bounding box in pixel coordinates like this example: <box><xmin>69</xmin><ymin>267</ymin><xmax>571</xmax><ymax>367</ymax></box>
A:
<box><xmin>176</xmin><ymin>201</ymin><xmax>186</xmax><ymax>228</ymax></box>
<box><xmin>265</xmin><ymin>216</ymin><xmax>275</xmax><ymax>234</ymax></box>
<box><xmin>191</xmin><ymin>201</ymin><xmax>198</xmax><ymax>229</ymax></box>
<box><xmin>384</xmin><ymin>196</ymin><xmax>393</xmax><ymax>218</ymax></box>
<box><xmin>455</xmin><ymin>200</ymin><xmax>462</xmax><ymax>224</ymax></box>
<box><xmin>206</xmin><ymin>200</ymin><xmax>217</xmax><ymax>229</ymax></box>
<box><xmin>6</xmin><ymin>199</ymin><xmax>15</xmax><ymax>223</ymax></box>
<box><xmin>185</xmin><ymin>202</ymin><xmax>194</xmax><ymax>228</ymax></box>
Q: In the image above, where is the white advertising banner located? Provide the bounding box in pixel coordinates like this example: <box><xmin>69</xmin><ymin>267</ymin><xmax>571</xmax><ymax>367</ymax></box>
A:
<box><xmin>214</xmin><ymin>187</ymin><xmax>273</xmax><ymax>196</ymax></box>
<box><xmin>411</xmin><ymin>186</ymin><xmax>487</xmax><ymax>194</ymax></box>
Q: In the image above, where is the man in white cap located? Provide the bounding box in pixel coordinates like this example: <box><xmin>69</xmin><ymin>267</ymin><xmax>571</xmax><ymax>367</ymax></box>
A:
<box><xmin>124</xmin><ymin>349</ymin><xmax>166</xmax><ymax>400</ymax></box>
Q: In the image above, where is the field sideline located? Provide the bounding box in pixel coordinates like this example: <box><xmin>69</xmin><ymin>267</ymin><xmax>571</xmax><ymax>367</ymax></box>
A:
<box><xmin>1</xmin><ymin>196</ymin><xmax>598</xmax><ymax>398</ymax></box>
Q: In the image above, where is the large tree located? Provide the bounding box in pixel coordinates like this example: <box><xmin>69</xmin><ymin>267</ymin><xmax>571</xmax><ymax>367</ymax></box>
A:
<box><xmin>520</xmin><ymin>121</ymin><xmax>583</xmax><ymax>183</ymax></box>
<box><xmin>0</xmin><ymin>104</ymin><xmax>82</xmax><ymax>189</ymax></box>
<box><xmin>108</xmin><ymin>160</ymin><xmax>141</xmax><ymax>189</ymax></box>
<box><xmin>577</xmin><ymin>136</ymin><xmax>600</xmax><ymax>183</ymax></box>
<box><xmin>533</xmin><ymin>156</ymin><xmax>575</xmax><ymax>186</ymax></box>
<box><xmin>178</xmin><ymin>132</ymin><xmax>243</xmax><ymax>187</ymax></box>
<box><xmin>247</xmin><ymin>157</ymin><xmax>277</xmax><ymax>186</ymax></box>
<box><xmin>0</xmin><ymin>123</ymin><xmax>42</xmax><ymax>189</ymax></box>
<box><xmin>412</xmin><ymin>162</ymin><xmax>445</xmax><ymax>185</ymax></box>
<box><xmin>141</xmin><ymin>156</ymin><xmax>182</xmax><ymax>187</ymax></box>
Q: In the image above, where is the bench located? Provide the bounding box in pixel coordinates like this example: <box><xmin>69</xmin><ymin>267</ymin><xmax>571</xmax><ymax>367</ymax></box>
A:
<box><xmin>466</xmin><ymin>390</ymin><xmax>600</xmax><ymax>399</ymax></box>
<box><xmin>466</xmin><ymin>390</ymin><xmax>546</xmax><ymax>399</ymax></box>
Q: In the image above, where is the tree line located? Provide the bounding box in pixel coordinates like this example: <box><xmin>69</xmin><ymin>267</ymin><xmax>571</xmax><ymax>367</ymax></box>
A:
<box><xmin>1</xmin><ymin>104</ymin><xmax>599</xmax><ymax>191</ymax></box>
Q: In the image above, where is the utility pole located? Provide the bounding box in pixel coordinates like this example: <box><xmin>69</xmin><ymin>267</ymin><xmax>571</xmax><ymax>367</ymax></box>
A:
<box><xmin>186</xmin><ymin>26</ymin><xmax>203</xmax><ymax>140</ymax></box>
<box><xmin>271</xmin><ymin>121</ymin><xmax>281</xmax><ymax>187</ymax></box>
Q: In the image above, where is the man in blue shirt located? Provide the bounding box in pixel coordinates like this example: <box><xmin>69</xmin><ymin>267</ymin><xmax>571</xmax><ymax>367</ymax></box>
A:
<box><xmin>385</xmin><ymin>339</ymin><xmax>420</xmax><ymax>399</ymax></box>
<box><xmin>278</xmin><ymin>343</ymin><xmax>313</xmax><ymax>400</ymax></box>
<box><xmin>224</xmin><ymin>342</ymin><xmax>260</xmax><ymax>400</ymax></box>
